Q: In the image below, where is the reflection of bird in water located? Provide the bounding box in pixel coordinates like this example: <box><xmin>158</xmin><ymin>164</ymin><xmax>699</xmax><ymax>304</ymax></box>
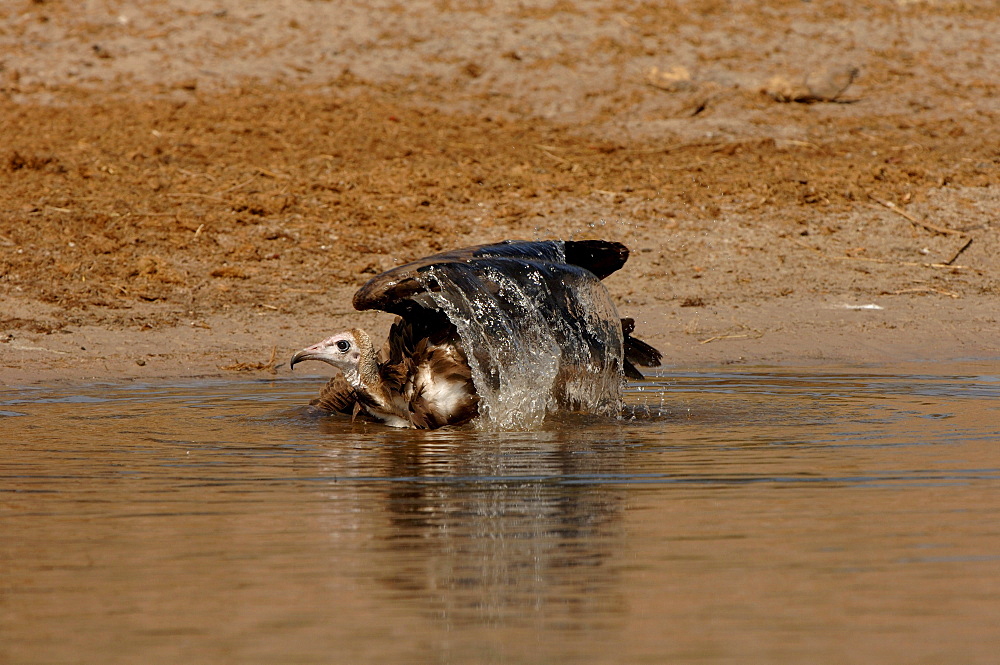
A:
<box><xmin>290</xmin><ymin>240</ymin><xmax>662</xmax><ymax>429</ymax></box>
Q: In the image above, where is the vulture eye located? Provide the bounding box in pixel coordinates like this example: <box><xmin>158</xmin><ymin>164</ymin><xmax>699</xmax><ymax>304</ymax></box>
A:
<box><xmin>335</xmin><ymin>340</ymin><xmax>351</xmax><ymax>352</ymax></box>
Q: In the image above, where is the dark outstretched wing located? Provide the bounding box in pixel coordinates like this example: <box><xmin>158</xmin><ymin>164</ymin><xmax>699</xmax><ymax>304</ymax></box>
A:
<box><xmin>353</xmin><ymin>239</ymin><xmax>628</xmax><ymax>315</ymax></box>
<box><xmin>352</xmin><ymin>239</ymin><xmax>662</xmax><ymax>386</ymax></box>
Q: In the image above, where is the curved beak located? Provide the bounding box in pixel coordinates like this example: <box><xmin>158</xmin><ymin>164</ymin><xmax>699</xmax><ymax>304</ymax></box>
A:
<box><xmin>289</xmin><ymin>346</ymin><xmax>320</xmax><ymax>370</ymax></box>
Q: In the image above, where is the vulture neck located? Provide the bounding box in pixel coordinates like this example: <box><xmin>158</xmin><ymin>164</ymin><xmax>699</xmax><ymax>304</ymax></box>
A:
<box><xmin>344</xmin><ymin>328</ymin><xmax>409</xmax><ymax>426</ymax></box>
<box><xmin>343</xmin><ymin>328</ymin><xmax>380</xmax><ymax>391</ymax></box>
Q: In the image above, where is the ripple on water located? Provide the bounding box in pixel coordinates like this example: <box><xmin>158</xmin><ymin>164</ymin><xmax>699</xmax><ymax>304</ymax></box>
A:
<box><xmin>2</xmin><ymin>367</ymin><xmax>999</xmax><ymax>664</ymax></box>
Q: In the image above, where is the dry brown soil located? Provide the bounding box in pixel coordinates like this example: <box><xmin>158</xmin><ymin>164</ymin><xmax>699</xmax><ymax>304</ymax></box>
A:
<box><xmin>1</xmin><ymin>0</ymin><xmax>997</xmax><ymax>387</ymax></box>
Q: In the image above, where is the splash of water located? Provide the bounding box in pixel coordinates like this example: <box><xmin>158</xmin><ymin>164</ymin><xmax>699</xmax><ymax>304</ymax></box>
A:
<box><xmin>416</xmin><ymin>243</ymin><xmax>624</xmax><ymax>430</ymax></box>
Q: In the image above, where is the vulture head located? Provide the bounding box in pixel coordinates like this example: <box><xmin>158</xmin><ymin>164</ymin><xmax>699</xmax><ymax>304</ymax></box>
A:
<box><xmin>290</xmin><ymin>328</ymin><xmax>376</xmax><ymax>385</ymax></box>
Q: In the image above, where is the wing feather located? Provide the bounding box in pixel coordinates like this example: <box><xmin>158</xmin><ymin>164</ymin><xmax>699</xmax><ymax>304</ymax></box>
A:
<box><xmin>310</xmin><ymin>372</ymin><xmax>357</xmax><ymax>415</ymax></box>
<box><xmin>352</xmin><ymin>240</ymin><xmax>629</xmax><ymax>314</ymax></box>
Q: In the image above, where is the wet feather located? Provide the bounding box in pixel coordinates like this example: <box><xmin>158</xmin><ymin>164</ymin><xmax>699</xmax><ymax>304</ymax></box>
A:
<box><xmin>291</xmin><ymin>240</ymin><xmax>661</xmax><ymax>429</ymax></box>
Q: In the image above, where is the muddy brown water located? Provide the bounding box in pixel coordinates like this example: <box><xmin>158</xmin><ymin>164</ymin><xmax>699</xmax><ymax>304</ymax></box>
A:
<box><xmin>3</xmin><ymin>365</ymin><xmax>999</xmax><ymax>664</ymax></box>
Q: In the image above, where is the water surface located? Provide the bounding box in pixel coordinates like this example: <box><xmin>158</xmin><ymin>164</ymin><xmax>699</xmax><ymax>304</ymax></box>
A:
<box><xmin>2</xmin><ymin>365</ymin><xmax>999</xmax><ymax>664</ymax></box>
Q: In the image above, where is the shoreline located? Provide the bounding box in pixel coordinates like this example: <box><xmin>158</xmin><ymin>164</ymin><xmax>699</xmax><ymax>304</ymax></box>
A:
<box><xmin>4</xmin><ymin>294</ymin><xmax>996</xmax><ymax>390</ymax></box>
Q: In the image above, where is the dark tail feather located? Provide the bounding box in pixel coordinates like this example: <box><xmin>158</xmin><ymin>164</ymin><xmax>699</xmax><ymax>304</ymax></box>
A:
<box><xmin>621</xmin><ymin>318</ymin><xmax>662</xmax><ymax>380</ymax></box>
<box><xmin>564</xmin><ymin>240</ymin><xmax>629</xmax><ymax>280</ymax></box>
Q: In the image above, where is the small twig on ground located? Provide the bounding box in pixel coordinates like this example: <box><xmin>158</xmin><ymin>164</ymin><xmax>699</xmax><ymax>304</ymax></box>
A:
<box><xmin>699</xmin><ymin>333</ymin><xmax>759</xmax><ymax>345</ymax></box>
<box><xmin>619</xmin><ymin>137</ymin><xmax>769</xmax><ymax>155</ymax></box>
<box><xmin>944</xmin><ymin>237</ymin><xmax>974</xmax><ymax>266</ymax></box>
<box><xmin>831</xmin><ymin>255</ymin><xmax>969</xmax><ymax>270</ymax></box>
<box><xmin>177</xmin><ymin>168</ymin><xmax>215</xmax><ymax>181</ymax></box>
<box><xmin>868</xmin><ymin>194</ymin><xmax>968</xmax><ymax>237</ymax></box>
<box><xmin>167</xmin><ymin>192</ymin><xmax>228</xmax><ymax>203</ymax></box>
<box><xmin>534</xmin><ymin>145</ymin><xmax>576</xmax><ymax>166</ymax></box>
<box><xmin>780</xmin><ymin>139</ymin><xmax>822</xmax><ymax>150</ymax></box>
<box><xmin>9</xmin><ymin>344</ymin><xmax>69</xmax><ymax>355</ymax></box>
<box><xmin>215</xmin><ymin>174</ymin><xmax>258</xmax><ymax>195</ymax></box>
<box><xmin>221</xmin><ymin>346</ymin><xmax>278</xmax><ymax>373</ymax></box>
<box><xmin>788</xmin><ymin>237</ymin><xmax>972</xmax><ymax>271</ymax></box>
<box><xmin>884</xmin><ymin>287</ymin><xmax>960</xmax><ymax>298</ymax></box>
<box><xmin>254</xmin><ymin>167</ymin><xmax>290</xmax><ymax>179</ymax></box>
<box><xmin>790</xmin><ymin>237</ymin><xmax>824</xmax><ymax>253</ymax></box>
